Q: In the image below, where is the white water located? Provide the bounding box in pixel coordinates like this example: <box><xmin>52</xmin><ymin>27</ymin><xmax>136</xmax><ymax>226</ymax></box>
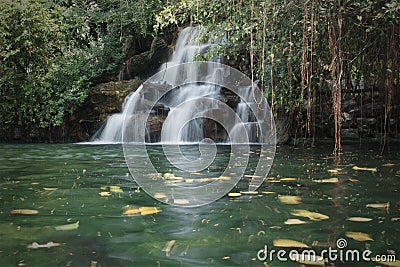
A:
<box><xmin>91</xmin><ymin>26</ymin><xmax>259</xmax><ymax>144</ymax></box>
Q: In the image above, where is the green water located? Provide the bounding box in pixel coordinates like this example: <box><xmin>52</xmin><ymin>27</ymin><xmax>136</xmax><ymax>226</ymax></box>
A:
<box><xmin>0</xmin><ymin>142</ymin><xmax>399</xmax><ymax>267</ymax></box>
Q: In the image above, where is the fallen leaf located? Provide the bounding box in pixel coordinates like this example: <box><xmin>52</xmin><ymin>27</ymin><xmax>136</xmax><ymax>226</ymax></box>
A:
<box><xmin>174</xmin><ymin>199</ymin><xmax>189</xmax><ymax>205</ymax></box>
<box><xmin>122</xmin><ymin>206</ymin><xmax>141</xmax><ymax>215</ymax></box>
<box><xmin>348</xmin><ymin>178</ymin><xmax>360</xmax><ymax>182</ymax></box>
<box><xmin>280</xmin><ymin>178</ymin><xmax>297</xmax><ymax>182</ymax></box>
<box><xmin>346</xmin><ymin>217</ymin><xmax>373</xmax><ymax>222</ymax></box>
<box><xmin>366</xmin><ymin>202</ymin><xmax>390</xmax><ymax>210</ymax></box>
<box><xmin>228</xmin><ymin>192</ymin><xmax>242</xmax><ymax>197</ymax></box>
<box><xmin>353</xmin><ymin>166</ymin><xmax>377</xmax><ymax>172</ymax></box>
<box><xmin>345</xmin><ymin>231</ymin><xmax>373</xmax><ymax>242</ymax></box>
<box><xmin>278</xmin><ymin>195</ymin><xmax>302</xmax><ymax>205</ymax></box>
<box><xmin>27</xmin><ymin>241</ymin><xmax>61</xmax><ymax>249</ymax></box>
<box><xmin>327</xmin><ymin>169</ymin><xmax>339</xmax><ymax>173</ymax></box>
<box><xmin>240</xmin><ymin>191</ymin><xmax>259</xmax><ymax>195</ymax></box>
<box><xmin>273</xmin><ymin>239</ymin><xmax>309</xmax><ymax>248</ymax></box>
<box><xmin>55</xmin><ymin>221</ymin><xmax>79</xmax><ymax>231</ymax></box>
<box><xmin>139</xmin><ymin>207</ymin><xmax>161</xmax><ymax>216</ymax></box>
<box><xmin>382</xmin><ymin>163</ymin><xmax>396</xmax><ymax>167</ymax></box>
<box><xmin>109</xmin><ymin>186</ymin><xmax>123</xmax><ymax>193</ymax></box>
<box><xmin>43</xmin><ymin>188</ymin><xmax>58</xmax><ymax>191</ymax></box>
<box><xmin>162</xmin><ymin>240</ymin><xmax>176</xmax><ymax>257</ymax></box>
<box><xmin>313</xmin><ymin>178</ymin><xmax>339</xmax><ymax>183</ymax></box>
<box><xmin>10</xmin><ymin>209</ymin><xmax>39</xmax><ymax>215</ymax></box>
<box><xmin>99</xmin><ymin>192</ymin><xmax>111</xmax><ymax>197</ymax></box>
<box><xmin>154</xmin><ymin>193</ymin><xmax>167</xmax><ymax>199</ymax></box>
<box><xmin>289</xmin><ymin>253</ymin><xmax>325</xmax><ymax>266</ymax></box>
<box><xmin>291</xmin><ymin>209</ymin><xmax>329</xmax><ymax>221</ymax></box>
<box><xmin>391</xmin><ymin>218</ymin><xmax>400</xmax><ymax>222</ymax></box>
<box><xmin>122</xmin><ymin>206</ymin><xmax>161</xmax><ymax>216</ymax></box>
<box><xmin>261</xmin><ymin>191</ymin><xmax>276</xmax><ymax>195</ymax></box>
<box><xmin>284</xmin><ymin>218</ymin><xmax>308</xmax><ymax>225</ymax></box>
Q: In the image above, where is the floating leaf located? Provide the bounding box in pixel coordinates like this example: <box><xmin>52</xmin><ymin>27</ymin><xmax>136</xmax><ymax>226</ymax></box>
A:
<box><xmin>122</xmin><ymin>206</ymin><xmax>141</xmax><ymax>215</ymax></box>
<box><xmin>382</xmin><ymin>163</ymin><xmax>396</xmax><ymax>167</ymax></box>
<box><xmin>289</xmin><ymin>253</ymin><xmax>325</xmax><ymax>266</ymax></box>
<box><xmin>162</xmin><ymin>240</ymin><xmax>176</xmax><ymax>257</ymax></box>
<box><xmin>99</xmin><ymin>192</ymin><xmax>111</xmax><ymax>197</ymax></box>
<box><xmin>139</xmin><ymin>207</ymin><xmax>161</xmax><ymax>216</ymax></box>
<box><xmin>109</xmin><ymin>186</ymin><xmax>123</xmax><ymax>193</ymax></box>
<box><xmin>327</xmin><ymin>169</ymin><xmax>340</xmax><ymax>173</ymax></box>
<box><xmin>284</xmin><ymin>218</ymin><xmax>308</xmax><ymax>225</ymax></box>
<box><xmin>262</xmin><ymin>191</ymin><xmax>276</xmax><ymax>195</ymax></box>
<box><xmin>371</xmin><ymin>258</ymin><xmax>400</xmax><ymax>267</ymax></box>
<box><xmin>291</xmin><ymin>209</ymin><xmax>329</xmax><ymax>221</ymax></box>
<box><xmin>228</xmin><ymin>192</ymin><xmax>242</xmax><ymax>197</ymax></box>
<box><xmin>280</xmin><ymin>177</ymin><xmax>297</xmax><ymax>182</ymax></box>
<box><xmin>174</xmin><ymin>199</ymin><xmax>189</xmax><ymax>205</ymax></box>
<box><xmin>345</xmin><ymin>231</ymin><xmax>373</xmax><ymax>242</ymax></box>
<box><xmin>154</xmin><ymin>193</ymin><xmax>167</xmax><ymax>199</ymax></box>
<box><xmin>240</xmin><ymin>191</ymin><xmax>259</xmax><ymax>195</ymax></box>
<box><xmin>55</xmin><ymin>221</ymin><xmax>79</xmax><ymax>231</ymax></box>
<box><xmin>391</xmin><ymin>218</ymin><xmax>400</xmax><ymax>222</ymax></box>
<box><xmin>313</xmin><ymin>178</ymin><xmax>339</xmax><ymax>183</ymax></box>
<box><xmin>10</xmin><ymin>209</ymin><xmax>39</xmax><ymax>215</ymax></box>
<box><xmin>273</xmin><ymin>239</ymin><xmax>309</xmax><ymax>248</ymax></box>
<box><xmin>347</xmin><ymin>217</ymin><xmax>373</xmax><ymax>222</ymax></box>
<box><xmin>278</xmin><ymin>195</ymin><xmax>302</xmax><ymax>205</ymax></box>
<box><xmin>353</xmin><ymin>166</ymin><xmax>377</xmax><ymax>172</ymax></box>
<box><xmin>348</xmin><ymin>178</ymin><xmax>360</xmax><ymax>182</ymax></box>
<box><xmin>43</xmin><ymin>187</ymin><xmax>57</xmax><ymax>191</ymax></box>
<box><xmin>366</xmin><ymin>202</ymin><xmax>390</xmax><ymax>210</ymax></box>
<box><xmin>27</xmin><ymin>241</ymin><xmax>61</xmax><ymax>249</ymax></box>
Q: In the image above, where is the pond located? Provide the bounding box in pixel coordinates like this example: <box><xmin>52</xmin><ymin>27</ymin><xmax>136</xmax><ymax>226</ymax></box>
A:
<box><xmin>0</xmin><ymin>141</ymin><xmax>399</xmax><ymax>266</ymax></box>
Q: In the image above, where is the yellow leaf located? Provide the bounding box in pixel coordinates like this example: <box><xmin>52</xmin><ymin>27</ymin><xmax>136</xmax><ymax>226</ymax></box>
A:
<box><xmin>10</xmin><ymin>209</ymin><xmax>39</xmax><ymax>215</ymax></box>
<box><xmin>154</xmin><ymin>193</ymin><xmax>167</xmax><ymax>199</ymax></box>
<box><xmin>382</xmin><ymin>163</ymin><xmax>396</xmax><ymax>167</ymax></box>
<box><xmin>99</xmin><ymin>192</ymin><xmax>111</xmax><ymax>197</ymax></box>
<box><xmin>280</xmin><ymin>178</ymin><xmax>297</xmax><ymax>182</ymax></box>
<box><xmin>110</xmin><ymin>186</ymin><xmax>123</xmax><ymax>193</ymax></box>
<box><xmin>345</xmin><ymin>231</ymin><xmax>373</xmax><ymax>242</ymax></box>
<box><xmin>346</xmin><ymin>217</ymin><xmax>373</xmax><ymax>222</ymax></box>
<box><xmin>43</xmin><ymin>187</ymin><xmax>57</xmax><ymax>191</ymax></box>
<box><xmin>353</xmin><ymin>166</ymin><xmax>377</xmax><ymax>172</ymax></box>
<box><xmin>122</xmin><ymin>206</ymin><xmax>141</xmax><ymax>216</ymax></box>
<box><xmin>278</xmin><ymin>195</ymin><xmax>302</xmax><ymax>205</ymax></box>
<box><xmin>348</xmin><ymin>178</ymin><xmax>360</xmax><ymax>182</ymax></box>
<box><xmin>139</xmin><ymin>207</ymin><xmax>161</xmax><ymax>216</ymax></box>
<box><xmin>366</xmin><ymin>202</ymin><xmax>390</xmax><ymax>210</ymax></box>
<box><xmin>313</xmin><ymin>178</ymin><xmax>339</xmax><ymax>183</ymax></box>
<box><xmin>228</xmin><ymin>192</ymin><xmax>242</xmax><ymax>197</ymax></box>
<box><xmin>273</xmin><ymin>239</ymin><xmax>309</xmax><ymax>248</ymax></box>
<box><xmin>54</xmin><ymin>221</ymin><xmax>79</xmax><ymax>231</ymax></box>
<box><xmin>240</xmin><ymin>191</ymin><xmax>259</xmax><ymax>195</ymax></box>
<box><xmin>284</xmin><ymin>218</ymin><xmax>308</xmax><ymax>225</ymax></box>
<box><xmin>174</xmin><ymin>199</ymin><xmax>189</xmax><ymax>205</ymax></box>
<box><xmin>291</xmin><ymin>209</ymin><xmax>329</xmax><ymax>221</ymax></box>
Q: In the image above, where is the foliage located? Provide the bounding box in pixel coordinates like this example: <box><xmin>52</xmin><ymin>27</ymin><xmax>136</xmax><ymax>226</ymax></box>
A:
<box><xmin>0</xmin><ymin>0</ymin><xmax>162</xmax><ymax>127</ymax></box>
<box><xmin>154</xmin><ymin>0</ymin><xmax>399</xmax><ymax>108</ymax></box>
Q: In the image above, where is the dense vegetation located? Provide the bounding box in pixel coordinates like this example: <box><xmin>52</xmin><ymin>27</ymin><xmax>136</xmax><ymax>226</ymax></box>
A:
<box><xmin>1</xmin><ymin>0</ymin><xmax>398</xmax><ymax>150</ymax></box>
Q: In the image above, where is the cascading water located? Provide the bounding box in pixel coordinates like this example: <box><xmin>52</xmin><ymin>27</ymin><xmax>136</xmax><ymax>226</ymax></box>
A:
<box><xmin>91</xmin><ymin>26</ymin><xmax>261</xmax><ymax>144</ymax></box>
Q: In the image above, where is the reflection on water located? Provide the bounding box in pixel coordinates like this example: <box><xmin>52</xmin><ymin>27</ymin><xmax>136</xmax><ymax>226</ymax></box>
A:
<box><xmin>0</xmin><ymin>141</ymin><xmax>399</xmax><ymax>266</ymax></box>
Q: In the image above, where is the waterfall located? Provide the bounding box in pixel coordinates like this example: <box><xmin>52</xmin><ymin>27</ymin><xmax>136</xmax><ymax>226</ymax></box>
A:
<box><xmin>91</xmin><ymin>26</ymin><xmax>262</xmax><ymax>144</ymax></box>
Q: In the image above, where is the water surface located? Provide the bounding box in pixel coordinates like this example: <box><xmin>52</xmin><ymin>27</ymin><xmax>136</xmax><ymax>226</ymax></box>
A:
<box><xmin>0</xmin><ymin>141</ymin><xmax>399</xmax><ymax>266</ymax></box>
